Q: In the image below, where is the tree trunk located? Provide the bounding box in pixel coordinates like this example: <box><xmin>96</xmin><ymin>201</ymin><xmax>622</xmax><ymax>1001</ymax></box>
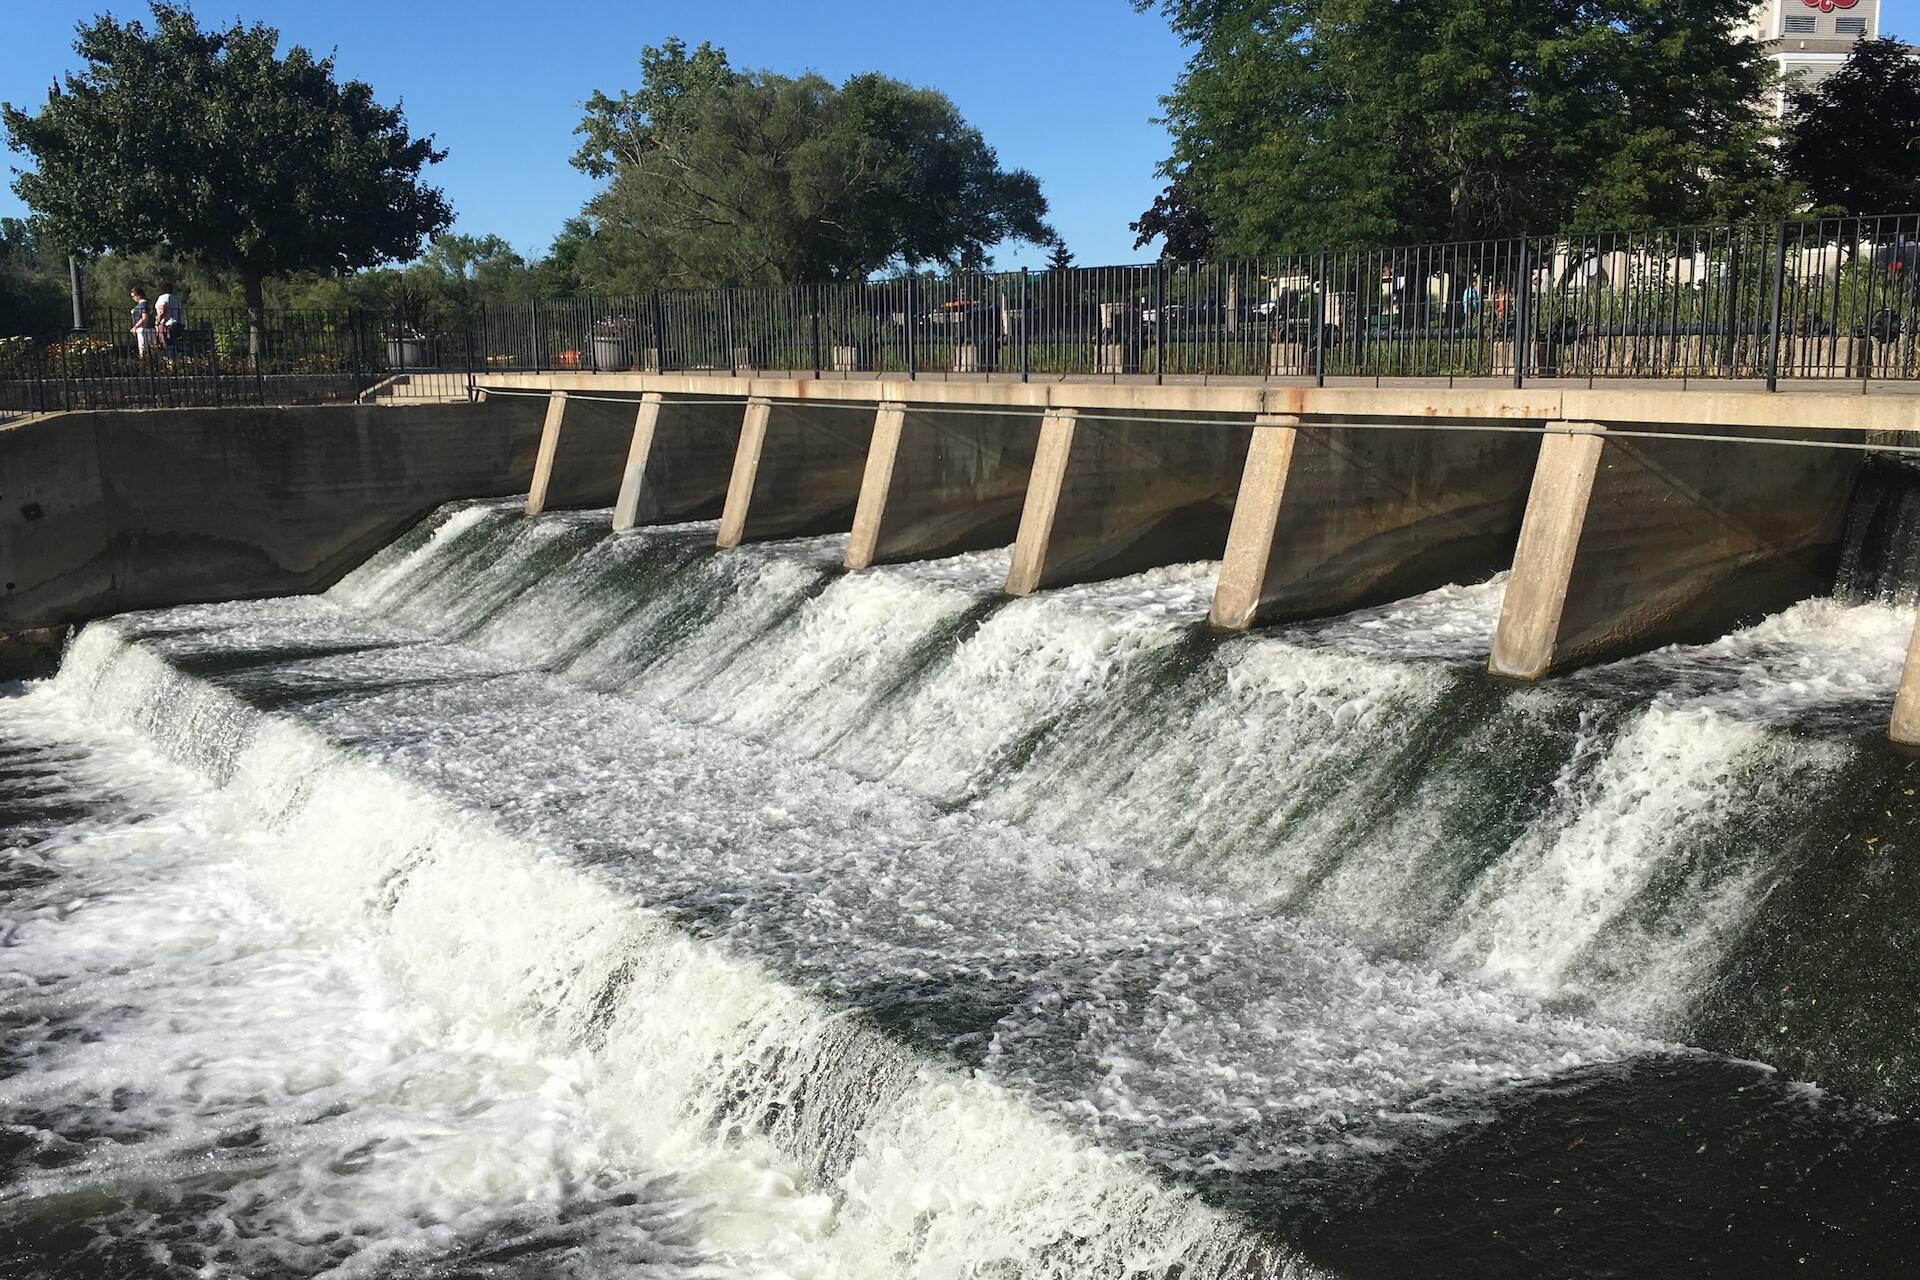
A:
<box><xmin>243</xmin><ymin>273</ymin><xmax>266</xmax><ymax>367</ymax></box>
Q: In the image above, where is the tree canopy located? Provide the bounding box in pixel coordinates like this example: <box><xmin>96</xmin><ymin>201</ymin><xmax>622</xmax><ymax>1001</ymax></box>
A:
<box><xmin>1785</xmin><ymin>38</ymin><xmax>1920</xmax><ymax>217</ymax></box>
<box><xmin>1131</xmin><ymin>176</ymin><xmax>1215</xmax><ymax>261</ymax></box>
<box><xmin>0</xmin><ymin>218</ymin><xmax>71</xmax><ymax>339</ymax></box>
<box><xmin>1136</xmin><ymin>0</ymin><xmax>1792</xmax><ymax>253</ymax></box>
<box><xmin>571</xmin><ymin>39</ymin><xmax>1056</xmax><ymax>286</ymax></box>
<box><xmin>2</xmin><ymin>3</ymin><xmax>452</xmax><ymax>330</ymax></box>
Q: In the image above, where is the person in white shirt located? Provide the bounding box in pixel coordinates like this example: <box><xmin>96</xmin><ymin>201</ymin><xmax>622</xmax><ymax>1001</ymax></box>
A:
<box><xmin>155</xmin><ymin>280</ymin><xmax>184</xmax><ymax>359</ymax></box>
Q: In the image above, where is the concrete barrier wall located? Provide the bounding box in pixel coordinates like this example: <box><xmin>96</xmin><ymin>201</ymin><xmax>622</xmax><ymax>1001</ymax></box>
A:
<box><xmin>717</xmin><ymin>400</ymin><xmax>877</xmax><ymax>546</ymax></box>
<box><xmin>613</xmin><ymin>395</ymin><xmax>746</xmax><ymax>530</ymax></box>
<box><xmin>1006</xmin><ymin>410</ymin><xmax>1253</xmax><ymax>594</ymax></box>
<box><xmin>846</xmin><ymin>405</ymin><xmax>1042</xmax><ymax>569</ymax></box>
<box><xmin>0</xmin><ymin>398</ymin><xmax>611</xmax><ymax>635</ymax></box>
<box><xmin>1211</xmin><ymin>418</ymin><xmax>1540</xmax><ymax>629</ymax></box>
<box><xmin>1491</xmin><ymin>424</ymin><xmax>1862</xmax><ymax>678</ymax></box>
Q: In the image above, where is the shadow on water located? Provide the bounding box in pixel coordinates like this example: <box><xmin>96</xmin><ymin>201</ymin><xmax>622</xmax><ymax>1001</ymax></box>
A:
<box><xmin>1279</xmin><ymin>1054</ymin><xmax>1920</xmax><ymax>1279</ymax></box>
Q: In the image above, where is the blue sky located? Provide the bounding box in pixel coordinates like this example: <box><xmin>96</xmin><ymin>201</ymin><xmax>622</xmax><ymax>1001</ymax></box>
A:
<box><xmin>2</xmin><ymin>1</ymin><xmax>1915</xmax><ymax>270</ymax></box>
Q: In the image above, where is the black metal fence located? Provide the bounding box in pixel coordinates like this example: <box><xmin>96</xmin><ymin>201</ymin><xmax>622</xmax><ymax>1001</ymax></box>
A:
<box><xmin>4</xmin><ymin>213</ymin><xmax>1918</xmax><ymax>412</ymax></box>
<box><xmin>469</xmin><ymin>215</ymin><xmax>1920</xmax><ymax>389</ymax></box>
<box><xmin>0</xmin><ymin>308</ymin><xmax>453</xmax><ymax>414</ymax></box>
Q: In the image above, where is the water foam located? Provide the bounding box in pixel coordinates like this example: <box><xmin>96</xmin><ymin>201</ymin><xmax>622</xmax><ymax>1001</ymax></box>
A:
<box><xmin>36</xmin><ymin>617</ymin><xmax>1332</xmax><ymax>1278</ymax></box>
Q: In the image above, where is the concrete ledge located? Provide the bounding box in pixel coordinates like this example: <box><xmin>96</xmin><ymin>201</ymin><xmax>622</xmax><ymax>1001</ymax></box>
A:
<box><xmin>1491</xmin><ymin>424</ymin><xmax>1863</xmax><ymax>678</ymax></box>
<box><xmin>1211</xmin><ymin>418</ymin><xmax>1539</xmax><ymax>629</ymax></box>
<box><xmin>612</xmin><ymin>395</ymin><xmax>745</xmax><ymax>530</ymax></box>
<box><xmin>716</xmin><ymin>400</ymin><xmax>876</xmax><ymax>546</ymax></box>
<box><xmin>846</xmin><ymin>405</ymin><xmax>1042</xmax><ymax>569</ymax></box>
<box><xmin>1006</xmin><ymin>409</ymin><xmax>1254</xmax><ymax>594</ymax></box>
<box><xmin>474</xmin><ymin>371</ymin><xmax>1920</xmax><ymax>435</ymax></box>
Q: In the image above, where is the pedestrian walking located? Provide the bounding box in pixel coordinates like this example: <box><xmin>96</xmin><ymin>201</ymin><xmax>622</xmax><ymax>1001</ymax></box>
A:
<box><xmin>155</xmin><ymin>279</ymin><xmax>185</xmax><ymax>359</ymax></box>
<box><xmin>129</xmin><ymin>285</ymin><xmax>155</xmax><ymax>357</ymax></box>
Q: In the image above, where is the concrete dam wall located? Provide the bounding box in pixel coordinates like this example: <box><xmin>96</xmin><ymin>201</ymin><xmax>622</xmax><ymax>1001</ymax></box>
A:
<box><xmin>514</xmin><ymin>379</ymin><xmax>1889</xmax><ymax>722</ymax></box>
<box><xmin>0</xmin><ymin>398</ymin><xmax>629</xmax><ymax>640</ymax></box>
<box><xmin>0</xmin><ymin>379</ymin><xmax>1908</xmax><ymax>732</ymax></box>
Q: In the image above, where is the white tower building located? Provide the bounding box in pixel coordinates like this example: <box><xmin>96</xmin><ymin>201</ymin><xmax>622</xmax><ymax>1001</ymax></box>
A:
<box><xmin>1739</xmin><ymin>0</ymin><xmax>1882</xmax><ymax>113</ymax></box>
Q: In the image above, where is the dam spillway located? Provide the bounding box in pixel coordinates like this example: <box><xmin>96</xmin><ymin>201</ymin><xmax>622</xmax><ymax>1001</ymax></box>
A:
<box><xmin>6</xmin><ymin>488</ymin><xmax>1920</xmax><ymax>1276</ymax></box>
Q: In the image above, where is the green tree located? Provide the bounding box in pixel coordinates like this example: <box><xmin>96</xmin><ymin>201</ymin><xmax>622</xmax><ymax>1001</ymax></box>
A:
<box><xmin>1138</xmin><ymin>0</ymin><xmax>1790</xmax><ymax>253</ymax></box>
<box><xmin>0</xmin><ymin>217</ymin><xmax>71</xmax><ymax>338</ymax></box>
<box><xmin>1131</xmin><ymin>175</ymin><xmax>1215</xmax><ymax>261</ymax></box>
<box><xmin>1785</xmin><ymin>38</ymin><xmax>1920</xmax><ymax>216</ymax></box>
<box><xmin>571</xmin><ymin>38</ymin><xmax>1055</xmax><ymax>286</ymax></box>
<box><xmin>400</xmin><ymin>233</ymin><xmax>535</xmax><ymax>327</ymax></box>
<box><xmin>2</xmin><ymin>3</ymin><xmax>452</xmax><ymax>352</ymax></box>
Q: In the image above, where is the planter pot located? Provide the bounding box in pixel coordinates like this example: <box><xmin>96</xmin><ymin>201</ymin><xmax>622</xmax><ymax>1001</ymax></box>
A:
<box><xmin>592</xmin><ymin>336</ymin><xmax>632</xmax><ymax>372</ymax></box>
<box><xmin>386</xmin><ymin>337</ymin><xmax>433</xmax><ymax>369</ymax></box>
<box><xmin>1092</xmin><ymin>341</ymin><xmax>1142</xmax><ymax>375</ymax></box>
<box><xmin>830</xmin><ymin>344</ymin><xmax>873</xmax><ymax>372</ymax></box>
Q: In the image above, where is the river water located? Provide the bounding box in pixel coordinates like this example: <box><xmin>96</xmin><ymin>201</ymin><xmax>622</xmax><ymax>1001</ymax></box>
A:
<box><xmin>6</xmin><ymin>492</ymin><xmax>1920</xmax><ymax>1277</ymax></box>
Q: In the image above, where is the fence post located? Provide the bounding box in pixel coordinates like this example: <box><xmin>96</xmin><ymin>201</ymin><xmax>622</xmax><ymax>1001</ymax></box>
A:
<box><xmin>724</xmin><ymin>286</ymin><xmax>737</xmax><ymax>377</ymax></box>
<box><xmin>1021</xmin><ymin>267</ymin><xmax>1030</xmax><ymax>383</ymax></box>
<box><xmin>1767</xmin><ymin>217</ymin><xmax>1788</xmax><ymax>392</ymax></box>
<box><xmin>906</xmin><ymin>274</ymin><xmax>918</xmax><ymax>379</ymax></box>
<box><xmin>1314</xmin><ymin>251</ymin><xmax>1328</xmax><ymax>387</ymax></box>
<box><xmin>811</xmin><ymin>290</ymin><xmax>822</xmax><ymax>379</ymax></box>
<box><xmin>650</xmin><ymin>290</ymin><xmax>667</xmax><ymax>372</ymax></box>
<box><xmin>1513</xmin><ymin>237</ymin><xmax>1532</xmax><ymax>390</ymax></box>
<box><xmin>348</xmin><ymin>309</ymin><xmax>361</xmax><ymax>400</ymax></box>
<box><xmin>529</xmin><ymin>299</ymin><xmax>542</xmax><ymax>373</ymax></box>
<box><xmin>211</xmin><ymin>319</ymin><xmax>223</xmax><ymax>407</ymax></box>
<box><xmin>1153</xmin><ymin>264</ymin><xmax>1166</xmax><ymax>385</ymax></box>
<box><xmin>466</xmin><ymin>321</ymin><xmax>477</xmax><ymax>402</ymax></box>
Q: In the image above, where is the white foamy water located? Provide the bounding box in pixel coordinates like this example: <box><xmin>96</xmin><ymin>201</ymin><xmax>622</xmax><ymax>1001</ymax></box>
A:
<box><xmin>23</xmin><ymin>616</ymin><xmax>1344</xmax><ymax>1278</ymax></box>
<box><xmin>0</xmin><ymin>683</ymin><xmax>827</xmax><ymax>1279</ymax></box>
<box><xmin>327</xmin><ymin>505</ymin><xmax>1917</xmax><ymax>1041</ymax></box>
<box><xmin>14</xmin><ymin>497</ymin><xmax>1920</xmax><ymax>1277</ymax></box>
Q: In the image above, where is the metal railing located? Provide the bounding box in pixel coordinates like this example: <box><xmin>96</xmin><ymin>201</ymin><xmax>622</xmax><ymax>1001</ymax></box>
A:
<box><xmin>3</xmin><ymin>213</ymin><xmax>1917</xmax><ymax>412</ymax></box>
<box><xmin>473</xmin><ymin>214</ymin><xmax>1920</xmax><ymax>391</ymax></box>
<box><xmin>0</xmin><ymin>307</ymin><xmax>471</xmax><ymax>413</ymax></box>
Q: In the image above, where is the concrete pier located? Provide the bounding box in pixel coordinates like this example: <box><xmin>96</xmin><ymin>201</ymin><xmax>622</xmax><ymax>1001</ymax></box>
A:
<box><xmin>846</xmin><ymin>404</ymin><xmax>1042</xmax><ymax>569</ymax></box>
<box><xmin>1490</xmin><ymin>424</ymin><xmax>1861</xmax><ymax>679</ymax></box>
<box><xmin>1005</xmin><ymin>409</ymin><xmax>1254</xmax><ymax>594</ymax></box>
<box><xmin>523</xmin><ymin>390</ymin><xmax>641</xmax><ymax>516</ymax></box>
<box><xmin>1892</xmin><ymin>624</ymin><xmax>1920</xmax><ymax>747</ymax></box>
<box><xmin>716</xmin><ymin>399</ymin><xmax>877</xmax><ymax>546</ymax></box>
<box><xmin>611</xmin><ymin>394</ymin><xmax>746</xmax><ymax>530</ymax></box>
<box><xmin>1210</xmin><ymin>417</ymin><xmax>1540</xmax><ymax>629</ymax></box>
<box><xmin>525</xmin><ymin>391</ymin><xmax>567</xmax><ymax>515</ymax></box>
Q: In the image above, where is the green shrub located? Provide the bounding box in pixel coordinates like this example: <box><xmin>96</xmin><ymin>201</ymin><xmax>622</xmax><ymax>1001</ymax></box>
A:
<box><xmin>212</xmin><ymin>317</ymin><xmax>249</xmax><ymax>361</ymax></box>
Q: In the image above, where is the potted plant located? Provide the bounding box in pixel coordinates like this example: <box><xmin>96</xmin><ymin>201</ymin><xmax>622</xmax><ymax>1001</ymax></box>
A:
<box><xmin>383</xmin><ymin>284</ymin><xmax>435</xmax><ymax>369</ymax></box>
<box><xmin>591</xmin><ymin>313</ymin><xmax>638</xmax><ymax>372</ymax></box>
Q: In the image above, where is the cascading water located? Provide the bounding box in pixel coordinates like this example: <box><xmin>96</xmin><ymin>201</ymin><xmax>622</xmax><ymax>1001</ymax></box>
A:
<box><xmin>6</xmin><ymin>494</ymin><xmax>1920</xmax><ymax>1277</ymax></box>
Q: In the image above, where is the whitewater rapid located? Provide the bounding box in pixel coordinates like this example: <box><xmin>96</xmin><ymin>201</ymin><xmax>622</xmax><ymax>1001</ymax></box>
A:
<box><xmin>8</xmin><ymin>497</ymin><xmax>1920</xmax><ymax>1277</ymax></box>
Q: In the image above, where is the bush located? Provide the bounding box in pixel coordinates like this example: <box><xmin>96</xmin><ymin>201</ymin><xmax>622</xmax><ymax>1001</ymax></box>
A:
<box><xmin>0</xmin><ymin>335</ymin><xmax>35</xmax><ymax>373</ymax></box>
<box><xmin>212</xmin><ymin>317</ymin><xmax>249</xmax><ymax>361</ymax></box>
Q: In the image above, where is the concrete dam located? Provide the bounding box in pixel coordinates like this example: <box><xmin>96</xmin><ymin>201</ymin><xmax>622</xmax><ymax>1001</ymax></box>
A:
<box><xmin>4</xmin><ymin>382</ymin><xmax>1920</xmax><ymax>1277</ymax></box>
